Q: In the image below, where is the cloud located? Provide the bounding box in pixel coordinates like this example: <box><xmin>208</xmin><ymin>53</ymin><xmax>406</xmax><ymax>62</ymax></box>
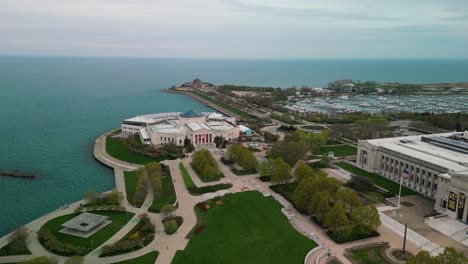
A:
<box><xmin>0</xmin><ymin>0</ymin><xmax>467</xmax><ymax>58</ymax></box>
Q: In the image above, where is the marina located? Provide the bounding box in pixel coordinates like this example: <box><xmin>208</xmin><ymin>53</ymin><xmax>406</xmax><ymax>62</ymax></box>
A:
<box><xmin>288</xmin><ymin>94</ymin><xmax>468</xmax><ymax>114</ymax></box>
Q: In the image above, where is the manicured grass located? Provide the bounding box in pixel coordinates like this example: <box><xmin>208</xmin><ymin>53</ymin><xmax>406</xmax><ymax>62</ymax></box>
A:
<box><xmin>179</xmin><ymin>163</ymin><xmax>232</xmax><ymax>195</ymax></box>
<box><xmin>106</xmin><ymin>135</ymin><xmax>156</xmax><ymax>164</ymax></box>
<box><xmin>320</xmin><ymin>144</ymin><xmax>357</xmax><ymax>157</ymax></box>
<box><xmin>349</xmin><ymin>245</ymin><xmax>390</xmax><ymax>264</ymax></box>
<box><xmin>179</xmin><ymin>162</ymin><xmax>195</xmax><ymax>189</ymax></box>
<box><xmin>40</xmin><ymin>211</ymin><xmax>134</xmax><ymax>254</ymax></box>
<box><xmin>124</xmin><ymin>170</ymin><xmax>142</xmax><ymax>208</ymax></box>
<box><xmin>111</xmin><ymin>251</ymin><xmax>159</xmax><ymax>264</ymax></box>
<box><xmin>0</xmin><ymin>241</ymin><xmax>31</xmax><ymax>256</ymax></box>
<box><xmin>334</xmin><ymin>162</ymin><xmax>417</xmax><ymax>196</ymax></box>
<box><xmin>149</xmin><ymin>174</ymin><xmax>177</xmax><ymax>212</ymax></box>
<box><xmin>172</xmin><ymin>192</ymin><xmax>316</xmax><ymax>264</ymax></box>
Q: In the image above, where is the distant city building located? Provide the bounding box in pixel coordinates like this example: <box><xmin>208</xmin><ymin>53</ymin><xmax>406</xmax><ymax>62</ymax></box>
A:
<box><xmin>357</xmin><ymin>131</ymin><xmax>468</xmax><ymax>221</ymax></box>
<box><xmin>122</xmin><ymin>109</ymin><xmax>239</xmax><ymax>147</ymax></box>
<box><xmin>175</xmin><ymin>78</ymin><xmax>217</xmax><ymax>91</ymax></box>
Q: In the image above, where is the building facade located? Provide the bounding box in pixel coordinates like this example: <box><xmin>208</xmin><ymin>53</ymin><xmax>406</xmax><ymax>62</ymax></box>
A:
<box><xmin>122</xmin><ymin>110</ymin><xmax>239</xmax><ymax>147</ymax></box>
<box><xmin>356</xmin><ymin>131</ymin><xmax>468</xmax><ymax>221</ymax></box>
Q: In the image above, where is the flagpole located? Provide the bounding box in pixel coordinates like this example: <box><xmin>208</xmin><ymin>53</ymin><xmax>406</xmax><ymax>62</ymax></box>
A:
<box><xmin>397</xmin><ymin>171</ymin><xmax>403</xmax><ymax>216</ymax></box>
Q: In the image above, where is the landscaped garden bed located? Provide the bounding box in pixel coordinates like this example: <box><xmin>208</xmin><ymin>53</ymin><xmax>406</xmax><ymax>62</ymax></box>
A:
<box><xmin>345</xmin><ymin>243</ymin><xmax>391</xmax><ymax>264</ymax></box>
<box><xmin>100</xmin><ymin>214</ymin><xmax>155</xmax><ymax>257</ymax></box>
<box><xmin>163</xmin><ymin>216</ymin><xmax>183</xmax><ymax>235</ymax></box>
<box><xmin>173</xmin><ymin>192</ymin><xmax>316</xmax><ymax>264</ymax></box>
<box><xmin>179</xmin><ymin>163</ymin><xmax>232</xmax><ymax>195</ymax></box>
<box><xmin>38</xmin><ymin>211</ymin><xmax>134</xmax><ymax>256</ymax></box>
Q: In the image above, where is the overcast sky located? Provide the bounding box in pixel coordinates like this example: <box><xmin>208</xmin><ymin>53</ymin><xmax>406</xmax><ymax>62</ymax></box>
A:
<box><xmin>1</xmin><ymin>0</ymin><xmax>468</xmax><ymax>58</ymax></box>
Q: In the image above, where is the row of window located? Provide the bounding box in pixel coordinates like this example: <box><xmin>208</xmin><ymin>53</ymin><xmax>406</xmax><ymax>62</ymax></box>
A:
<box><xmin>160</xmin><ymin>136</ymin><xmax>182</xmax><ymax>144</ymax></box>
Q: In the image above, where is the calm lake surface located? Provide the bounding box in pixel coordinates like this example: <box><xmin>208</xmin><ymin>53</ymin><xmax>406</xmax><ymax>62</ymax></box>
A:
<box><xmin>1</xmin><ymin>57</ymin><xmax>467</xmax><ymax>236</ymax></box>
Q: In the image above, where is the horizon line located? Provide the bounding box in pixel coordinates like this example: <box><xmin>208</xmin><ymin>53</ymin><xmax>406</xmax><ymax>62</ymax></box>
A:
<box><xmin>1</xmin><ymin>54</ymin><xmax>468</xmax><ymax>60</ymax></box>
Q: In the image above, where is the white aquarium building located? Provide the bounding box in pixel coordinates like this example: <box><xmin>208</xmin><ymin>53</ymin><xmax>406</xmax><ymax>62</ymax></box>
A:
<box><xmin>121</xmin><ymin>109</ymin><xmax>240</xmax><ymax>147</ymax></box>
<box><xmin>356</xmin><ymin>131</ymin><xmax>468</xmax><ymax>221</ymax></box>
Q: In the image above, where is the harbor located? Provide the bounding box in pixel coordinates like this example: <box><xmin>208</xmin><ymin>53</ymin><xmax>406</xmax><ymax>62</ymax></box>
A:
<box><xmin>287</xmin><ymin>94</ymin><xmax>468</xmax><ymax>114</ymax></box>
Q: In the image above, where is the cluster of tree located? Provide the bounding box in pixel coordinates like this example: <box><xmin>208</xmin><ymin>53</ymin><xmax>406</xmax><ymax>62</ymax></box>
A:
<box><xmin>192</xmin><ymin>149</ymin><xmax>222</xmax><ymax>180</ymax></box>
<box><xmin>38</xmin><ymin>228</ymin><xmax>87</xmax><ymax>256</ymax></box>
<box><xmin>213</xmin><ymin>135</ymin><xmax>228</xmax><ymax>148</ymax></box>
<box><xmin>277</xmin><ymin>125</ymin><xmax>297</xmax><ymax>131</ymax></box>
<box><xmin>226</xmin><ymin>144</ymin><xmax>259</xmax><ymax>173</ymax></box>
<box><xmin>218</xmin><ymin>85</ymin><xmax>297</xmax><ymax>102</ymax></box>
<box><xmin>395</xmin><ymin>111</ymin><xmax>467</xmax><ymax>131</ymax></box>
<box><xmin>259</xmin><ymin>158</ymin><xmax>292</xmax><ymax>184</ymax></box>
<box><xmin>263</xmin><ymin>131</ymin><xmax>279</xmax><ymax>143</ymax></box>
<box><xmin>119</xmin><ymin>134</ymin><xmax>185</xmax><ymax>159</ymax></box>
<box><xmin>292</xmin><ymin>172</ymin><xmax>380</xmax><ymax>239</ymax></box>
<box><xmin>83</xmin><ymin>190</ymin><xmax>124</xmax><ymax>207</ymax></box>
<box><xmin>101</xmin><ymin>214</ymin><xmax>155</xmax><ymax>257</ymax></box>
<box><xmin>407</xmin><ymin>247</ymin><xmax>467</xmax><ymax>264</ymax></box>
<box><xmin>269</xmin><ymin>129</ymin><xmax>328</xmax><ymax>167</ymax></box>
<box><xmin>132</xmin><ymin>163</ymin><xmax>164</xmax><ymax>206</ymax></box>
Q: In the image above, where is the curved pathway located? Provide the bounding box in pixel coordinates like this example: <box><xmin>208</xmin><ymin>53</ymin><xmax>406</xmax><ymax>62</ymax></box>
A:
<box><xmin>1</xmin><ymin>131</ymin><xmax>422</xmax><ymax>264</ymax></box>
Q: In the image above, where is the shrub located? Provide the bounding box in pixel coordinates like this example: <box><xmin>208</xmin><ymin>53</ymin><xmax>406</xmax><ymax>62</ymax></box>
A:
<box><xmin>188</xmin><ymin>183</ymin><xmax>232</xmax><ymax>194</ymax></box>
<box><xmin>37</xmin><ymin>228</ymin><xmax>87</xmax><ymax>256</ymax></box>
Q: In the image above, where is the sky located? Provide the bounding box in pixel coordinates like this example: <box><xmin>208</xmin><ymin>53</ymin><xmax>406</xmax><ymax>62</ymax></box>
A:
<box><xmin>1</xmin><ymin>0</ymin><xmax>468</xmax><ymax>59</ymax></box>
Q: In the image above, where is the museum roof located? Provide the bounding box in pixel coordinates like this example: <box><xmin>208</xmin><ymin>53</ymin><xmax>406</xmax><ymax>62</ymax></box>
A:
<box><xmin>363</xmin><ymin>132</ymin><xmax>468</xmax><ymax>173</ymax></box>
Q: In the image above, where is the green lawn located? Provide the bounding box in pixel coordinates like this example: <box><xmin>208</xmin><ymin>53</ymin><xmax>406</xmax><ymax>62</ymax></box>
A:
<box><xmin>334</xmin><ymin>162</ymin><xmax>417</xmax><ymax>196</ymax></box>
<box><xmin>172</xmin><ymin>192</ymin><xmax>316</xmax><ymax>264</ymax></box>
<box><xmin>179</xmin><ymin>162</ymin><xmax>195</xmax><ymax>189</ymax></box>
<box><xmin>111</xmin><ymin>251</ymin><xmax>159</xmax><ymax>264</ymax></box>
<box><xmin>149</xmin><ymin>174</ymin><xmax>177</xmax><ymax>212</ymax></box>
<box><xmin>320</xmin><ymin>145</ymin><xmax>357</xmax><ymax>156</ymax></box>
<box><xmin>106</xmin><ymin>135</ymin><xmax>156</xmax><ymax>164</ymax></box>
<box><xmin>40</xmin><ymin>211</ymin><xmax>134</xmax><ymax>254</ymax></box>
<box><xmin>124</xmin><ymin>170</ymin><xmax>142</xmax><ymax>207</ymax></box>
<box><xmin>349</xmin><ymin>245</ymin><xmax>390</xmax><ymax>264</ymax></box>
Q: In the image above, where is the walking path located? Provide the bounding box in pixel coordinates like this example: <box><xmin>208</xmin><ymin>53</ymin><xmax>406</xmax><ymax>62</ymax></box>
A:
<box><xmin>0</xmin><ymin>131</ymin><xmax>425</xmax><ymax>264</ymax></box>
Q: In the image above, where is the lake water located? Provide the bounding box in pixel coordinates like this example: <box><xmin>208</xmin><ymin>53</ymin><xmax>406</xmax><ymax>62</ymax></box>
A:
<box><xmin>1</xmin><ymin>57</ymin><xmax>468</xmax><ymax>236</ymax></box>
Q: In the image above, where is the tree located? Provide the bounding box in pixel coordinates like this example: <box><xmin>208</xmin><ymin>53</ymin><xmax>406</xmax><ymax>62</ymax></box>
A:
<box><xmin>406</xmin><ymin>251</ymin><xmax>436</xmax><ymax>264</ymax></box>
<box><xmin>335</xmin><ymin>188</ymin><xmax>361</xmax><ymax>214</ymax></box>
<box><xmin>259</xmin><ymin>159</ymin><xmax>275</xmax><ymax>177</ymax></box>
<box><xmin>161</xmin><ymin>204</ymin><xmax>176</xmax><ymax>220</ymax></box>
<box><xmin>214</xmin><ymin>136</ymin><xmax>225</xmax><ymax>148</ymax></box>
<box><xmin>192</xmin><ymin>149</ymin><xmax>221</xmax><ymax>180</ymax></box>
<box><xmin>183</xmin><ymin>137</ymin><xmax>194</xmax><ymax>152</ymax></box>
<box><xmin>270</xmin><ymin>140</ymin><xmax>307</xmax><ymax>167</ymax></box>
<box><xmin>8</xmin><ymin>227</ymin><xmax>28</xmax><ymax>253</ymax></box>
<box><xmin>83</xmin><ymin>190</ymin><xmax>98</xmax><ymax>205</ymax></box>
<box><xmin>347</xmin><ymin>175</ymin><xmax>373</xmax><ymax>192</ymax></box>
<box><xmin>437</xmin><ymin>247</ymin><xmax>468</xmax><ymax>264</ymax></box>
<box><xmin>293</xmin><ymin>176</ymin><xmax>342</xmax><ymax>213</ymax></box>
<box><xmin>294</xmin><ymin>161</ymin><xmax>315</xmax><ymax>182</ymax></box>
<box><xmin>226</xmin><ymin>144</ymin><xmax>244</xmax><ymax>162</ymax></box>
<box><xmin>351</xmin><ymin>205</ymin><xmax>381</xmax><ymax>235</ymax></box>
<box><xmin>65</xmin><ymin>256</ymin><xmax>84</xmax><ymax>264</ymax></box>
<box><xmin>407</xmin><ymin>247</ymin><xmax>467</xmax><ymax>264</ymax></box>
<box><xmin>325</xmin><ymin>204</ymin><xmax>349</xmax><ymax>234</ymax></box>
<box><xmin>146</xmin><ymin>162</ymin><xmax>163</xmax><ymax>198</ymax></box>
<box><xmin>104</xmin><ymin>190</ymin><xmax>124</xmax><ymax>205</ymax></box>
<box><xmin>163</xmin><ymin>219</ymin><xmax>178</xmax><ymax>234</ymax></box>
<box><xmin>308</xmin><ymin>191</ymin><xmax>331</xmax><ymax>222</ymax></box>
<box><xmin>270</xmin><ymin>158</ymin><xmax>291</xmax><ymax>184</ymax></box>
<box><xmin>263</xmin><ymin>131</ymin><xmax>278</xmax><ymax>143</ymax></box>
<box><xmin>133</xmin><ymin>168</ymin><xmax>149</xmax><ymax>205</ymax></box>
